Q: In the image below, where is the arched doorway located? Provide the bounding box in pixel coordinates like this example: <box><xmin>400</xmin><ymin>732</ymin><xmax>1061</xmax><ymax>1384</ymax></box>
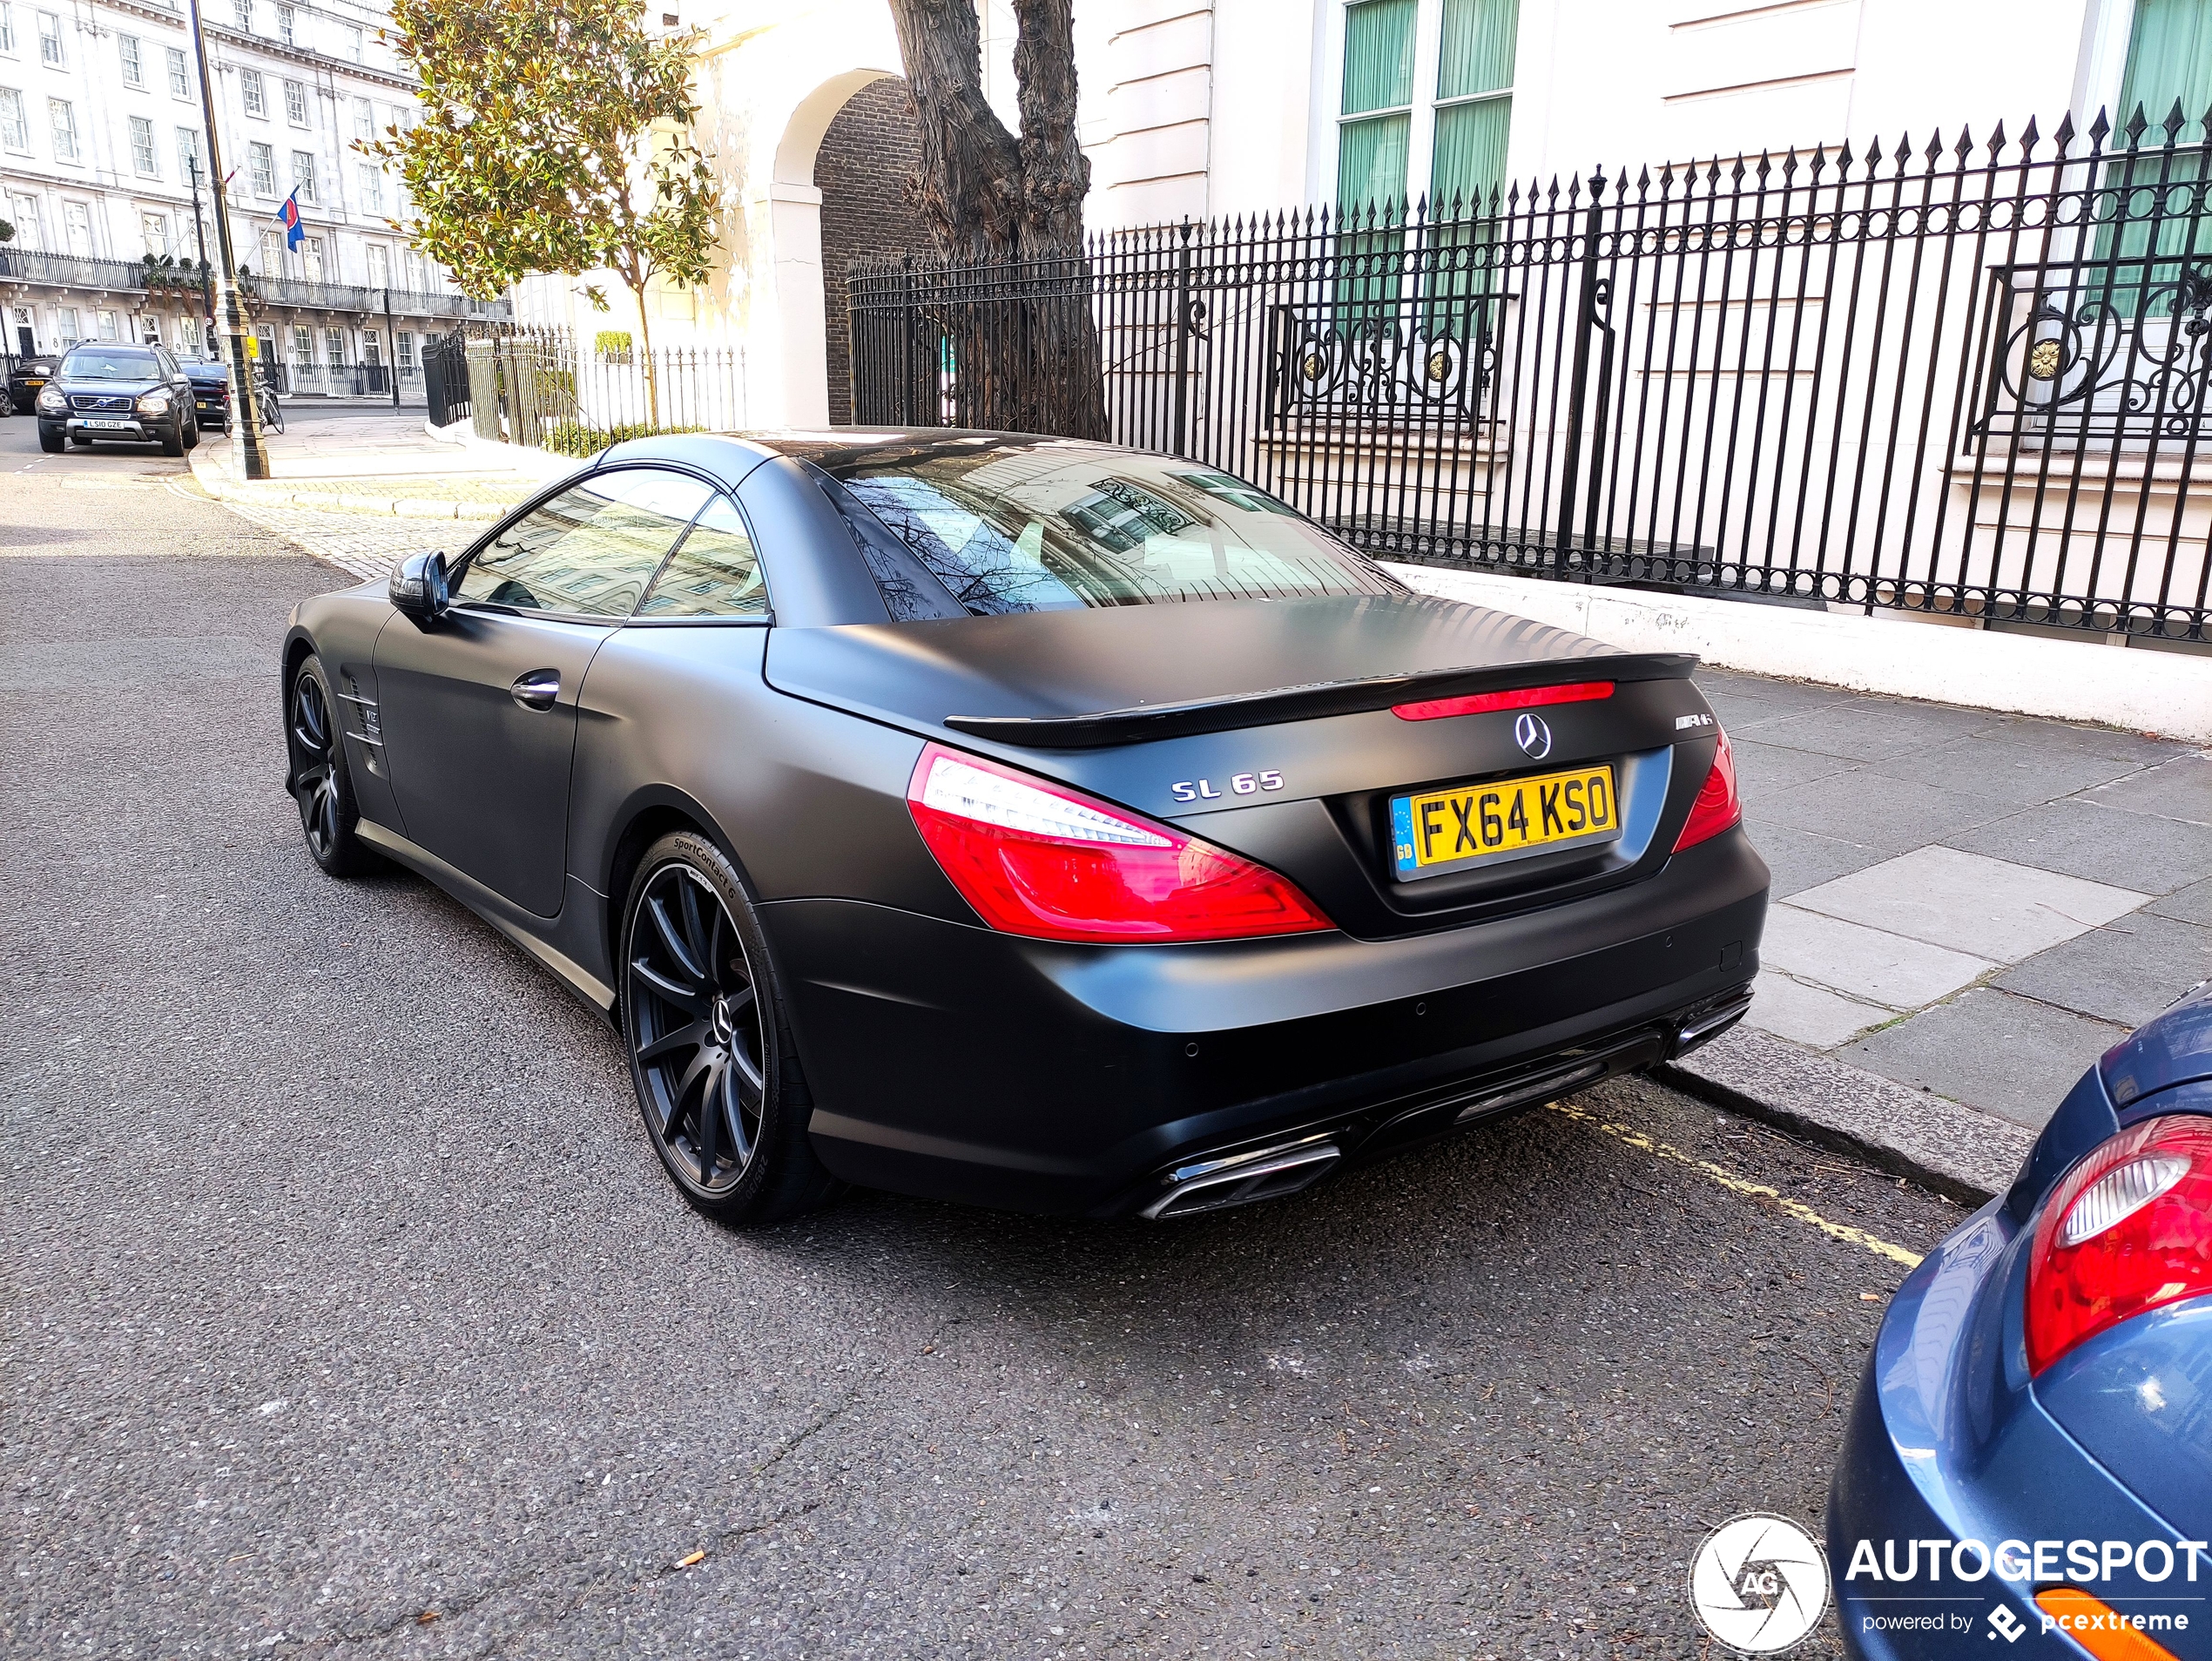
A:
<box><xmin>813</xmin><ymin>78</ymin><xmax>927</xmax><ymax>422</ymax></box>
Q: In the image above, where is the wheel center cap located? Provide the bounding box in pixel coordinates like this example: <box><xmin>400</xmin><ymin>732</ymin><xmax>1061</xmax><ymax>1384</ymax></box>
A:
<box><xmin>709</xmin><ymin>996</ymin><xmax>734</xmax><ymax>1045</ymax></box>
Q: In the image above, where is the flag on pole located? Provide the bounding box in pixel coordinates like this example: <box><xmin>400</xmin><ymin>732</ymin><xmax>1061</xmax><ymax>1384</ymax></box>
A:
<box><xmin>274</xmin><ymin>189</ymin><xmax>305</xmax><ymax>251</ymax></box>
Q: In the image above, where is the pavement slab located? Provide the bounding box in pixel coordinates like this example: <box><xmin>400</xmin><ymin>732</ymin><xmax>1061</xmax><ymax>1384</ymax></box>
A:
<box><xmin>2150</xmin><ymin>875</ymin><xmax>2212</xmax><ymax>925</ymax></box>
<box><xmin>1785</xmin><ymin>845</ymin><xmax>2148</xmax><ymax>961</ymax></box>
<box><xmin>1946</xmin><ymin>797</ymin><xmax>2212</xmax><ymax>895</ymax></box>
<box><xmin>1738</xmin><ymin>819</ymin><xmax>1891</xmax><ymax>900</ymax></box>
<box><xmin>2078</xmin><ymin>753</ymin><xmax>2212</xmax><ymax>826</ymax></box>
<box><xmin>1730</xmin><ymin>696</ymin><xmax>2011</xmax><ymax>761</ymax></box>
<box><xmin>1855</xmin><ymin>729</ymin><xmax>2143</xmax><ymax>806</ymax></box>
<box><xmin>1761</xmin><ymin>904</ymin><xmax>1999</xmax><ymax>1009</ymax></box>
<box><xmin>1743</xmin><ymin>769</ymin><xmax>2008</xmax><ymax>854</ymax></box>
<box><xmin>1739</xmin><ymin>971</ymin><xmax>1894</xmax><ymax>1048</ymax></box>
<box><xmin>1994</xmin><ymin>910</ymin><xmax>2212</xmax><ymax>1028</ymax></box>
<box><xmin>1840</xmin><ymin>989</ymin><xmax>2132</xmax><ymax>1130</ymax></box>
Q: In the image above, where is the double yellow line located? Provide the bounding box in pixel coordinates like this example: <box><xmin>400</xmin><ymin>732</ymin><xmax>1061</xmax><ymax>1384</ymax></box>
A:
<box><xmin>1545</xmin><ymin>1097</ymin><xmax>1925</xmax><ymax>1269</ymax></box>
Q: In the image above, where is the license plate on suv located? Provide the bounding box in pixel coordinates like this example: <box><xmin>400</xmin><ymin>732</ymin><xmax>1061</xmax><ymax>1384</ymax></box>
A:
<box><xmin>1391</xmin><ymin>764</ymin><xmax>1620</xmax><ymax>881</ymax></box>
<box><xmin>82</xmin><ymin>418</ymin><xmax>133</xmax><ymax>429</ymax></box>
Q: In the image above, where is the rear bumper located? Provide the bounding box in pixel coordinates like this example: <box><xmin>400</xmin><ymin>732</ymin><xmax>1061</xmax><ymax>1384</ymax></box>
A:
<box><xmin>768</xmin><ymin>826</ymin><xmax>1769</xmax><ymax>1216</ymax></box>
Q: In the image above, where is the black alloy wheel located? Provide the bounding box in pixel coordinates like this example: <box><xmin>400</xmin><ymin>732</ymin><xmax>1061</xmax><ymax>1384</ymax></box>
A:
<box><xmin>622</xmin><ymin>834</ymin><xmax>839</xmax><ymax>1225</ymax></box>
<box><xmin>286</xmin><ymin>655</ymin><xmax>373</xmax><ymax>876</ymax></box>
<box><xmin>629</xmin><ymin>862</ymin><xmax>767</xmax><ymax>1193</ymax></box>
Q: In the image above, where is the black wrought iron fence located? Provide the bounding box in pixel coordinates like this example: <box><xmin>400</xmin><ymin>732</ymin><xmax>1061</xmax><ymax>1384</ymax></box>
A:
<box><xmin>851</xmin><ymin>105</ymin><xmax>2212</xmax><ymax>641</ymax></box>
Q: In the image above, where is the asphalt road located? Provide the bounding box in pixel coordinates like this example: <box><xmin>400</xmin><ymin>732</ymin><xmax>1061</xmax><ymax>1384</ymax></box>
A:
<box><xmin>0</xmin><ymin>413</ymin><xmax>1966</xmax><ymax>1660</ymax></box>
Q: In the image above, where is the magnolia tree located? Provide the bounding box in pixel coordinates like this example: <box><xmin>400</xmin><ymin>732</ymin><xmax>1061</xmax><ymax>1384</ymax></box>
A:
<box><xmin>369</xmin><ymin>0</ymin><xmax>718</xmax><ymax>422</ymax></box>
<box><xmin>887</xmin><ymin>0</ymin><xmax>1107</xmax><ymax>439</ymax></box>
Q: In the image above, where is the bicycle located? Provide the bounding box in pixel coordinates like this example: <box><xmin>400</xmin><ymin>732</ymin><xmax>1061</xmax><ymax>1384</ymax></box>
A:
<box><xmin>254</xmin><ymin>374</ymin><xmax>285</xmax><ymax>436</ymax></box>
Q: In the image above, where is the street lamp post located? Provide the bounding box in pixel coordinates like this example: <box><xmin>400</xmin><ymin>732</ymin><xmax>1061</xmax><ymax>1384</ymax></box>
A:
<box><xmin>185</xmin><ymin>0</ymin><xmax>269</xmax><ymax>477</ymax></box>
<box><xmin>382</xmin><ymin>286</ymin><xmax>399</xmax><ymax>412</ymax></box>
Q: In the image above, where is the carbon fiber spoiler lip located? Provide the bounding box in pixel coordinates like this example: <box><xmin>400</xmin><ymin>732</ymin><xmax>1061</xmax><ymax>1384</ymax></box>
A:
<box><xmin>941</xmin><ymin>652</ymin><xmax>1701</xmax><ymax>748</ymax></box>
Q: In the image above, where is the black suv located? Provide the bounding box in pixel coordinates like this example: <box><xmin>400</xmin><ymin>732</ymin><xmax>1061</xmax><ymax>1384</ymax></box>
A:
<box><xmin>182</xmin><ymin>361</ymin><xmax>234</xmax><ymax>434</ymax></box>
<box><xmin>34</xmin><ymin>343</ymin><xmax>200</xmax><ymax>456</ymax></box>
<box><xmin>7</xmin><ymin>354</ymin><xmax>59</xmax><ymax>415</ymax></box>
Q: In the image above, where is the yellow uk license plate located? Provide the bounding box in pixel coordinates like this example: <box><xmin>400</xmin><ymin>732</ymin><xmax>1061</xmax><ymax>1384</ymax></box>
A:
<box><xmin>1391</xmin><ymin>764</ymin><xmax>1620</xmax><ymax>880</ymax></box>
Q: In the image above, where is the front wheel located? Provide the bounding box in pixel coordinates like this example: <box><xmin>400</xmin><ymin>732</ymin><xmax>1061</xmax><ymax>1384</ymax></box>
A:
<box><xmin>286</xmin><ymin>654</ymin><xmax>376</xmax><ymax>877</ymax></box>
<box><xmin>622</xmin><ymin>833</ymin><xmax>840</xmax><ymax>1226</ymax></box>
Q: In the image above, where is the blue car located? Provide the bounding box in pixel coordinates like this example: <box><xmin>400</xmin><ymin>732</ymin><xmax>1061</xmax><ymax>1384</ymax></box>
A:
<box><xmin>1831</xmin><ymin>982</ymin><xmax>2212</xmax><ymax>1659</ymax></box>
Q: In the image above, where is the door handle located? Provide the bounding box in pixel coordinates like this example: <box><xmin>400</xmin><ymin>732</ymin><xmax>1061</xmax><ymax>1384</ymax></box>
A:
<box><xmin>510</xmin><ymin>668</ymin><xmax>561</xmax><ymax>710</ymax></box>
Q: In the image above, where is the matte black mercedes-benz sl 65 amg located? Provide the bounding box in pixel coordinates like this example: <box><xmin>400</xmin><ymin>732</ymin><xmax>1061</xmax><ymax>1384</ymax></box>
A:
<box><xmin>282</xmin><ymin>432</ymin><xmax>1769</xmax><ymax>1225</ymax></box>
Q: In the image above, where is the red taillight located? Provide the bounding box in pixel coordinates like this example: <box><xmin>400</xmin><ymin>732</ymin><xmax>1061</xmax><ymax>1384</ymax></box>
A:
<box><xmin>1391</xmin><ymin>680</ymin><xmax>1615</xmax><ymax>722</ymax></box>
<box><xmin>1671</xmin><ymin>726</ymin><xmax>1741</xmax><ymax>852</ymax></box>
<box><xmin>905</xmin><ymin>743</ymin><xmax>1334</xmax><ymax>944</ymax></box>
<box><xmin>2027</xmin><ymin>1114</ymin><xmax>2212</xmax><ymax>1375</ymax></box>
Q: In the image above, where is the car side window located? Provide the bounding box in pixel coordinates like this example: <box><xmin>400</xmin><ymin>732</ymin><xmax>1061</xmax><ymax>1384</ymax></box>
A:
<box><xmin>454</xmin><ymin>468</ymin><xmax>713</xmax><ymax>618</ymax></box>
<box><xmin>158</xmin><ymin>348</ymin><xmax>181</xmax><ymax>377</ymax></box>
<box><xmin>636</xmin><ymin>494</ymin><xmax>767</xmax><ymax>618</ymax></box>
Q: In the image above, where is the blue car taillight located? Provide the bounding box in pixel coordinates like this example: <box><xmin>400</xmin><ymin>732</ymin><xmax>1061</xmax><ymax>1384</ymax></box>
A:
<box><xmin>2027</xmin><ymin>1113</ymin><xmax>2212</xmax><ymax>1374</ymax></box>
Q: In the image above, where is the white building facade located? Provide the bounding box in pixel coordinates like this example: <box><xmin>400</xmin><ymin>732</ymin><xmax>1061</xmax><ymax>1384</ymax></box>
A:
<box><xmin>542</xmin><ymin>0</ymin><xmax>2204</xmax><ymax>432</ymax></box>
<box><xmin>0</xmin><ymin>0</ymin><xmax>493</xmax><ymax>393</ymax></box>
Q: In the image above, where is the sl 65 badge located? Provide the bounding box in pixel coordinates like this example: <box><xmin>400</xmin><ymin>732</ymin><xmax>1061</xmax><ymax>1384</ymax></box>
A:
<box><xmin>1171</xmin><ymin>771</ymin><xmax>1285</xmax><ymax>803</ymax></box>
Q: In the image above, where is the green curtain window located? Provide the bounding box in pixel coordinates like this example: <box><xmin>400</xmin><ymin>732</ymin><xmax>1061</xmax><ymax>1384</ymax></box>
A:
<box><xmin>1343</xmin><ymin>0</ymin><xmax>1416</xmax><ymax>114</ymax></box>
<box><xmin>1338</xmin><ymin>112</ymin><xmax>1411</xmax><ymax>213</ymax></box>
<box><xmin>1433</xmin><ymin>98</ymin><xmax>1511</xmax><ymax>210</ymax></box>
<box><xmin>2114</xmin><ymin>0</ymin><xmax>2212</xmax><ymax>131</ymax></box>
<box><xmin>2096</xmin><ymin>0</ymin><xmax>2212</xmax><ymax>300</ymax></box>
<box><xmin>1438</xmin><ymin>0</ymin><xmax>1519</xmax><ymax>101</ymax></box>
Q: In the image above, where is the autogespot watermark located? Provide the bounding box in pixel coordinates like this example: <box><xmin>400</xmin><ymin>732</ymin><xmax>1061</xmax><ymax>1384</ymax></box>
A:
<box><xmin>1688</xmin><ymin>1515</ymin><xmax>1832</xmax><ymax>1654</ymax></box>
<box><xmin>1843</xmin><ymin>1536</ymin><xmax>2209</xmax><ymax>1647</ymax></box>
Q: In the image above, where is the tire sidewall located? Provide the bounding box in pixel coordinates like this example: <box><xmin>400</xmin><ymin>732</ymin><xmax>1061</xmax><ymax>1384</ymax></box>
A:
<box><xmin>288</xmin><ymin>652</ymin><xmax>364</xmax><ymax>875</ymax></box>
<box><xmin>621</xmin><ymin>831</ymin><xmax>809</xmax><ymax>1219</ymax></box>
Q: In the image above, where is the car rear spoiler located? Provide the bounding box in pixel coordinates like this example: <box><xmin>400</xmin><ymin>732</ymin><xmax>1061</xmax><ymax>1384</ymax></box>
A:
<box><xmin>942</xmin><ymin>652</ymin><xmax>1700</xmax><ymax>748</ymax></box>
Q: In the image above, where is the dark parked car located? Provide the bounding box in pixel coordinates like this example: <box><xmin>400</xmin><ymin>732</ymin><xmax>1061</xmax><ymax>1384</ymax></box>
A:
<box><xmin>8</xmin><ymin>353</ymin><xmax>59</xmax><ymax>415</ymax></box>
<box><xmin>34</xmin><ymin>342</ymin><xmax>200</xmax><ymax>455</ymax></box>
<box><xmin>281</xmin><ymin>432</ymin><xmax>1769</xmax><ymax>1225</ymax></box>
<box><xmin>182</xmin><ymin>360</ymin><xmax>233</xmax><ymax>434</ymax></box>
<box><xmin>1831</xmin><ymin>980</ymin><xmax>2212</xmax><ymax>1659</ymax></box>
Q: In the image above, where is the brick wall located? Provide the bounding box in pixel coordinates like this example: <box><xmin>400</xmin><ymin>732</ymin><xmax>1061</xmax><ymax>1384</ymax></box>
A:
<box><xmin>817</xmin><ymin>77</ymin><xmax>926</xmax><ymax>425</ymax></box>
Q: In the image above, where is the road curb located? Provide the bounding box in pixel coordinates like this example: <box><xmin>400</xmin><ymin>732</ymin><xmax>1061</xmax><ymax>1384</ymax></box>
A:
<box><xmin>188</xmin><ymin>443</ymin><xmax>519</xmax><ymax>521</ymax></box>
<box><xmin>1655</xmin><ymin>1023</ymin><xmax>2035</xmax><ymax>1205</ymax></box>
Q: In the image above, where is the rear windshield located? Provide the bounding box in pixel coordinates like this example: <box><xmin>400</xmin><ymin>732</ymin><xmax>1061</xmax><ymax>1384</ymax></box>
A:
<box><xmin>818</xmin><ymin>442</ymin><xmax>1400</xmax><ymax>620</ymax></box>
<box><xmin>62</xmin><ymin>348</ymin><xmax>161</xmax><ymax>381</ymax></box>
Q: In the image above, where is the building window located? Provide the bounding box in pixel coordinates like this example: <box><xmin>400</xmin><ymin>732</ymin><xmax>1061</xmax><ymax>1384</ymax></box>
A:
<box><xmin>98</xmin><ymin>307</ymin><xmax>118</xmax><ymax>340</ymax></box>
<box><xmin>283</xmin><ymin>78</ymin><xmax>305</xmax><ymax>124</ymax></box>
<box><xmin>1337</xmin><ymin>0</ymin><xmax>1413</xmax><ymax>213</ymax></box>
<box><xmin>1431</xmin><ymin>0</ymin><xmax>1516</xmax><ymax>210</ymax></box>
<box><xmin>300</xmin><ymin>233</ymin><xmax>322</xmax><ymax>280</ymax></box>
<box><xmin>240</xmin><ymin>67</ymin><xmax>264</xmax><ymax>117</ymax></box>
<box><xmin>233</xmin><ymin>0</ymin><xmax>249</xmax><ymax>28</ymax></box>
<box><xmin>291</xmin><ymin>322</ymin><xmax>311</xmax><ymax>367</ymax></box>
<box><xmin>0</xmin><ymin>85</ymin><xmax>25</xmax><ymax>152</ymax></box>
<box><xmin>358</xmin><ymin>160</ymin><xmax>382</xmax><ymax>213</ymax></box>
<box><xmin>352</xmin><ymin>94</ymin><xmax>373</xmax><ymax>141</ymax></box>
<box><xmin>326</xmin><ymin>326</ymin><xmax>345</xmax><ymax>365</ymax></box>
<box><xmin>176</xmin><ymin>125</ymin><xmax>199</xmax><ymax>184</ymax></box>
<box><xmin>129</xmin><ymin>113</ymin><xmax>157</xmax><ymax>174</ymax></box>
<box><xmin>141</xmin><ymin>211</ymin><xmax>168</xmax><ymax>255</ymax></box>
<box><xmin>291</xmin><ymin>150</ymin><xmax>315</xmax><ymax>203</ymax></box>
<box><xmin>248</xmin><ymin>138</ymin><xmax>273</xmax><ymax>195</ymax></box>
<box><xmin>165</xmin><ymin>44</ymin><xmax>188</xmax><ymax>97</ymax></box>
<box><xmin>36</xmin><ymin>9</ymin><xmax>61</xmax><ymax>66</ymax></box>
<box><xmin>365</xmin><ymin>242</ymin><xmax>388</xmax><ymax>287</ymax></box>
<box><xmin>57</xmin><ymin>304</ymin><xmax>80</xmax><ymax>341</ymax></box>
<box><xmin>0</xmin><ymin>3</ymin><xmax>14</xmax><ymax>56</ymax></box>
<box><xmin>118</xmin><ymin>32</ymin><xmax>141</xmax><ymax>85</ymax></box>
<box><xmin>345</xmin><ymin>23</ymin><xmax>361</xmax><ymax>60</ymax></box>
<box><xmin>397</xmin><ymin>329</ymin><xmax>415</xmax><ymax>370</ymax></box>
<box><xmin>47</xmin><ymin>94</ymin><xmax>76</xmax><ymax>161</ymax></box>
<box><xmin>273</xmin><ymin>3</ymin><xmax>291</xmax><ymax>44</ymax></box>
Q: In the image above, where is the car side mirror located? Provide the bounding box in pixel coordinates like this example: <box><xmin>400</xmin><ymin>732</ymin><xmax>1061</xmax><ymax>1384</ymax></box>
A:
<box><xmin>389</xmin><ymin>550</ymin><xmax>450</xmax><ymax>626</ymax></box>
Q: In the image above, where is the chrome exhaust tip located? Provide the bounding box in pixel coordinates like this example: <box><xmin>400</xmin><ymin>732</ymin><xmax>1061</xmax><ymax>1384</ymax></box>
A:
<box><xmin>1143</xmin><ymin>1137</ymin><xmax>1343</xmax><ymax>1220</ymax></box>
<box><xmin>1673</xmin><ymin>991</ymin><xmax>1754</xmax><ymax>1057</ymax></box>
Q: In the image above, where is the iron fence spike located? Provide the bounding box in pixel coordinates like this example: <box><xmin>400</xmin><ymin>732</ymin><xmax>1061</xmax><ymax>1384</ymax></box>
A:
<box><xmin>2122</xmin><ymin>102</ymin><xmax>2147</xmax><ymax>145</ymax></box>
<box><xmin>2164</xmin><ymin>97</ymin><xmax>2188</xmax><ymax>143</ymax></box>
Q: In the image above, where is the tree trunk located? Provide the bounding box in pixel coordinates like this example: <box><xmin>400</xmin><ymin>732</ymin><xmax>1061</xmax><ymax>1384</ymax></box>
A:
<box><xmin>885</xmin><ymin>0</ymin><xmax>1107</xmax><ymax>441</ymax></box>
<box><xmin>630</xmin><ymin>280</ymin><xmax>659</xmax><ymax>429</ymax></box>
